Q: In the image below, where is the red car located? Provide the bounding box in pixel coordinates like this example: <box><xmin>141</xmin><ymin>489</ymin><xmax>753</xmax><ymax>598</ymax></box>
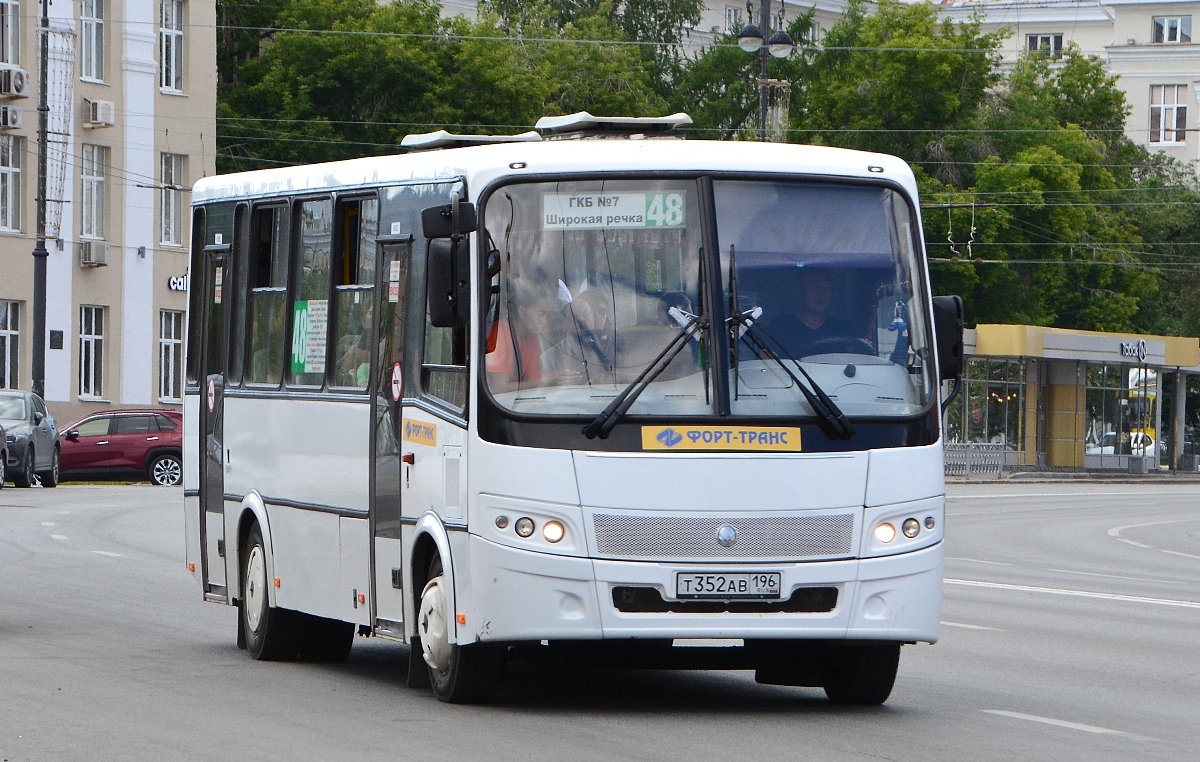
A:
<box><xmin>59</xmin><ymin>410</ymin><xmax>183</xmax><ymax>486</ymax></box>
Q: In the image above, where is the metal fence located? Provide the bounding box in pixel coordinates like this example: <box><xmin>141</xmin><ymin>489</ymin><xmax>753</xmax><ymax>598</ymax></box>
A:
<box><xmin>944</xmin><ymin>443</ymin><xmax>1006</xmax><ymax>478</ymax></box>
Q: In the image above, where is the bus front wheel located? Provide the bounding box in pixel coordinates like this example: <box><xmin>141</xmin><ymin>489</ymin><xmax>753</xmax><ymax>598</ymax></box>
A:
<box><xmin>822</xmin><ymin>642</ymin><xmax>901</xmax><ymax>705</ymax></box>
<box><xmin>241</xmin><ymin>523</ymin><xmax>300</xmax><ymax>660</ymax></box>
<box><xmin>417</xmin><ymin>556</ymin><xmax>503</xmax><ymax>703</ymax></box>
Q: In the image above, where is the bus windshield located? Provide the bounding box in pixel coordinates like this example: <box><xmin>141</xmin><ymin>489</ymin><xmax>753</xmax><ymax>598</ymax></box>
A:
<box><xmin>482</xmin><ymin>178</ymin><xmax>932</xmax><ymax>419</ymax></box>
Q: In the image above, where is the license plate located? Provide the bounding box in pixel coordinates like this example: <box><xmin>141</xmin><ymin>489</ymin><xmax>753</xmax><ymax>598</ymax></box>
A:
<box><xmin>675</xmin><ymin>572</ymin><xmax>782</xmax><ymax>600</ymax></box>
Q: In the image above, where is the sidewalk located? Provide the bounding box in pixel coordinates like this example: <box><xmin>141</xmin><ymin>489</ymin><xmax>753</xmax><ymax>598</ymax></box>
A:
<box><xmin>948</xmin><ymin>469</ymin><xmax>1200</xmax><ymax>484</ymax></box>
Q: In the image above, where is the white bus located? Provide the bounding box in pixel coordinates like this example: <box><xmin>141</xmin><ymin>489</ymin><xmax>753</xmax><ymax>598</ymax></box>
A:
<box><xmin>184</xmin><ymin>113</ymin><xmax>964</xmax><ymax>705</ymax></box>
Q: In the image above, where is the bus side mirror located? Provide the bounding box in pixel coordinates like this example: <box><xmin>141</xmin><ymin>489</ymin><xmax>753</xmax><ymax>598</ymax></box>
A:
<box><xmin>427</xmin><ymin>238</ymin><xmax>470</xmax><ymax>328</ymax></box>
<box><xmin>421</xmin><ymin>202</ymin><xmax>477</xmax><ymax>239</ymax></box>
<box><xmin>932</xmin><ymin>295</ymin><xmax>964</xmax><ymax>381</ymax></box>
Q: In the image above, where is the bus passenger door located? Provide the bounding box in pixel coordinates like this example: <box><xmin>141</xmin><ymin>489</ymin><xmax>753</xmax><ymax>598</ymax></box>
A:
<box><xmin>198</xmin><ymin>248</ymin><xmax>230</xmax><ymax>598</ymax></box>
<box><xmin>370</xmin><ymin>237</ymin><xmax>412</xmax><ymax>635</ymax></box>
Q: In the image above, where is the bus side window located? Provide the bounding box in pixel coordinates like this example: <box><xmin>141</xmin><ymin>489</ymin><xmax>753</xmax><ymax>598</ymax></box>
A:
<box><xmin>331</xmin><ymin>196</ymin><xmax>378</xmax><ymax>389</ymax></box>
<box><xmin>246</xmin><ymin>204</ymin><xmax>290</xmax><ymax>386</ymax></box>
<box><xmin>289</xmin><ymin>198</ymin><xmax>334</xmax><ymax>387</ymax></box>
<box><xmin>228</xmin><ymin>204</ymin><xmax>250</xmax><ymax>386</ymax></box>
<box><xmin>422</xmin><ymin>238</ymin><xmax>468</xmax><ymax>412</ymax></box>
<box><xmin>185</xmin><ymin>207</ymin><xmax>206</xmax><ymax>387</ymax></box>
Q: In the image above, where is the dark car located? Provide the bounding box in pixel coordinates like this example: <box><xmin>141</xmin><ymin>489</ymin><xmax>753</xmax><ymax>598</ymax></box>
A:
<box><xmin>0</xmin><ymin>390</ymin><xmax>61</xmax><ymax>488</ymax></box>
<box><xmin>59</xmin><ymin>410</ymin><xmax>183</xmax><ymax>486</ymax></box>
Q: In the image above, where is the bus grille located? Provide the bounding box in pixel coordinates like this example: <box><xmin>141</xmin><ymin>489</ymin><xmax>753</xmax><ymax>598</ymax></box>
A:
<box><xmin>591</xmin><ymin>513</ymin><xmax>856</xmax><ymax>560</ymax></box>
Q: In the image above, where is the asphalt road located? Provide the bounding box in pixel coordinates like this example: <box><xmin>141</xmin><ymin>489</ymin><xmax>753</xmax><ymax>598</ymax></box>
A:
<box><xmin>0</xmin><ymin>482</ymin><xmax>1196</xmax><ymax>760</ymax></box>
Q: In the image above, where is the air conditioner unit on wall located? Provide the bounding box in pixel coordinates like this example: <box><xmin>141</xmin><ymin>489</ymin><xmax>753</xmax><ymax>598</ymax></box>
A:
<box><xmin>79</xmin><ymin>240</ymin><xmax>108</xmax><ymax>267</ymax></box>
<box><xmin>0</xmin><ymin>105</ymin><xmax>20</xmax><ymax>129</ymax></box>
<box><xmin>84</xmin><ymin>98</ymin><xmax>115</xmax><ymax>128</ymax></box>
<box><xmin>0</xmin><ymin>67</ymin><xmax>30</xmax><ymax>99</ymax></box>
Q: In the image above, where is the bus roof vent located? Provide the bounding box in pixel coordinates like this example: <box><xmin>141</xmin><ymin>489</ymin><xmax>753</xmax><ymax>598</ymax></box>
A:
<box><xmin>400</xmin><ymin>130</ymin><xmax>542</xmax><ymax>151</ymax></box>
<box><xmin>535</xmin><ymin>111</ymin><xmax>692</xmax><ymax>140</ymax></box>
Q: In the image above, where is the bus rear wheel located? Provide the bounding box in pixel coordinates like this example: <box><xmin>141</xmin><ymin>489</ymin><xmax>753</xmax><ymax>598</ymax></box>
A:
<box><xmin>822</xmin><ymin>642</ymin><xmax>901</xmax><ymax>705</ymax></box>
<box><xmin>417</xmin><ymin>556</ymin><xmax>503</xmax><ymax>703</ymax></box>
<box><xmin>241</xmin><ymin>523</ymin><xmax>300</xmax><ymax>660</ymax></box>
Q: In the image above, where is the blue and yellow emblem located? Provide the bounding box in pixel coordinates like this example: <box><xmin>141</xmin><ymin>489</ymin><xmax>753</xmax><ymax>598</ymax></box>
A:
<box><xmin>641</xmin><ymin>425</ymin><xmax>801</xmax><ymax>452</ymax></box>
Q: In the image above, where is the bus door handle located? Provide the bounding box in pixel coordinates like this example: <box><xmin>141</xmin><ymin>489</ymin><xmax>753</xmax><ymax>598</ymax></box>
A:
<box><xmin>402</xmin><ymin>452</ymin><xmax>415</xmax><ymax>465</ymax></box>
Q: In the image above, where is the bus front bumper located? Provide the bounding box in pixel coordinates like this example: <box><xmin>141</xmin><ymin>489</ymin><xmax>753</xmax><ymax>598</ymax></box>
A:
<box><xmin>466</xmin><ymin>535</ymin><xmax>942</xmax><ymax>645</ymax></box>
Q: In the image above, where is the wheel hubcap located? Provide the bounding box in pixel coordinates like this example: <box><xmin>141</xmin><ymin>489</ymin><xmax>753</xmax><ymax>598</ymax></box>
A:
<box><xmin>245</xmin><ymin>546</ymin><xmax>266</xmax><ymax>631</ymax></box>
<box><xmin>154</xmin><ymin>458</ymin><xmax>181</xmax><ymax>485</ymax></box>
<box><xmin>418</xmin><ymin>578</ymin><xmax>451</xmax><ymax>674</ymax></box>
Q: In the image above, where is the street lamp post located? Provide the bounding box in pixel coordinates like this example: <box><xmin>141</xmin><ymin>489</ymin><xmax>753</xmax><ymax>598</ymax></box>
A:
<box><xmin>31</xmin><ymin>0</ymin><xmax>49</xmax><ymax>398</ymax></box>
<box><xmin>737</xmin><ymin>0</ymin><xmax>795</xmax><ymax>142</ymax></box>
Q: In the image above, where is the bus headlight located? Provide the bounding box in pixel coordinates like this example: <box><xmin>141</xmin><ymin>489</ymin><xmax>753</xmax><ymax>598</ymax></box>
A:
<box><xmin>542</xmin><ymin>521</ymin><xmax>565</xmax><ymax>543</ymax></box>
<box><xmin>514</xmin><ymin>517</ymin><xmax>535</xmax><ymax>538</ymax></box>
<box><xmin>902</xmin><ymin>518</ymin><xmax>921</xmax><ymax>538</ymax></box>
<box><xmin>874</xmin><ymin>522</ymin><xmax>896</xmax><ymax>543</ymax></box>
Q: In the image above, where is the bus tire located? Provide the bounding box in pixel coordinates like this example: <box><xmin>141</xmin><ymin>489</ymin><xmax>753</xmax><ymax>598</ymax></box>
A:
<box><xmin>241</xmin><ymin>523</ymin><xmax>299</xmax><ymax>661</ymax></box>
<box><xmin>822</xmin><ymin>642</ymin><xmax>901</xmax><ymax>705</ymax></box>
<box><xmin>417</xmin><ymin>556</ymin><xmax>503</xmax><ymax>703</ymax></box>
<box><xmin>300</xmin><ymin>614</ymin><xmax>355</xmax><ymax>662</ymax></box>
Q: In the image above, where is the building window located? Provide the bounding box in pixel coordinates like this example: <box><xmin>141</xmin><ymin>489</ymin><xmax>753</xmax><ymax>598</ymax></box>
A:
<box><xmin>80</xmin><ymin>305</ymin><xmax>105</xmax><ymax>398</ymax></box>
<box><xmin>81</xmin><ymin>144</ymin><xmax>106</xmax><ymax>238</ymax></box>
<box><xmin>0</xmin><ymin>134</ymin><xmax>20</xmax><ymax>231</ymax></box>
<box><xmin>1152</xmin><ymin>16</ymin><xmax>1192</xmax><ymax>44</ymax></box>
<box><xmin>0</xmin><ymin>300</ymin><xmax>17</xmax><ymax>389</ymax></box>
<box><xmin>160</xmin><ymin>310</ymin><xmax>183</xmax><ymax>401</ymax></box>
<box><xmin>160</xmin><ymin>0</ymin><xmax>184</xmax><ymax>91</ymax></box>
<box><xmin>161</xmin><ymin>153</ymin><xmax>183</xmax><ymax>245</ymax></box>
<box><xmin>0</xmin><ymin>0</ymin><xmax>18</xmax><ymax>65</ymax></box>
<box><xmin>1150</xmin><ymin>85</ymin><xmax>1187</xmax><ymax>144</ymax></box>
<box><xmin>81</xmin><ymin>0</ymin><xmax>104</xmax><ymax>80</ymax></box>
<box><xmin>724</xmin><ymin>6</ymin><xmax>741</xmax><ymax>33</ymax></box>
<box><xmin>1027</xmin><ymin>33</ymin><xmax>1064</xmax><ymax>59</ymax></box>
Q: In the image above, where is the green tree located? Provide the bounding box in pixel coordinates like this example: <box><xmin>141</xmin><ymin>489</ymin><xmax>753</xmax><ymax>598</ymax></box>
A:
<box><xmin>217</xmin><ymin>0</ymin><xmax>663</xmax><ymax>171</ymax></box>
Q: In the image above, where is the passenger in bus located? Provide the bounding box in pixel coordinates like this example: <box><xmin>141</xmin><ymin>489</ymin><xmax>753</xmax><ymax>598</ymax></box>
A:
<box><xmin>485</xmin><ymin>296</ymin><xmax>548</xmax><ymax>392</ymax></box>
<box><xmin>336</xmin><ymin>303</ymin><xmax>373</xmax><ymax>387</ymax></box>
<box><xmin>766</xmin><ymin>268</ymin><xmax>857</xmax><ymax>358</ymax></box>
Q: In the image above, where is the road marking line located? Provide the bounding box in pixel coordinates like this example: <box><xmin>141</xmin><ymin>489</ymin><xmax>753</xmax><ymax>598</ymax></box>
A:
<box><xmin>40</xmin><ymin>521</ymin><xmax>56</xmax><ymax>527</ymax></box>
<box><xmin>1160</xmin><ymin>549</ymin><xmax>1200</xmax><ymax>561</ymax></box>
<box><xmin>946</xmin><ymin>578</ymin><xmax>1200</xmax><ymax>609</ymax></box>
<box><xmin>1108</xmin><ymin>517</ymin><xmax>1200</xmax><ymax>537</ymax></box>
<box><xmin>91</xmin><ymin>550</ymin><xmax>126</xmax><ymax>558</ymax></box>
<box><xmin>1116</xmin><ymin>537</ymin><xmax>1154</xmax><ymax>548</ymax></box>
<box><xmin>947</xmin><ymin>557</ymin><xmax>1012</xmax><ymax>566</ymax></box>
<box><xmin>50</xmin><ymin>534</ymin><xmax>68</xmax><ymax>541</ymax></box>
<box><xmin>1047</xmin><ymin>568</ymin><xmax>1181</xmax><ymax>585</ymax></box>
<box><xmin>981</xmin><ymin>710</ymin><xmax>1126</xmax><ymax>736</ymax></box>
<box><xmin>941</xmin><ymin>621</ymin><xmax>998</xmax><ymax>630</ymax></box>
<box><xmin>952</xmin><ymin>491</ymin><xmax>1197</xmax><ymax>500</ymax></box>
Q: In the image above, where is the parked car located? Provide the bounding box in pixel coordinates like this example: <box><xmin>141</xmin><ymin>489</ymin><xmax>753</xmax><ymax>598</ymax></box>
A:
<box><xmin>59</xmin><ymin>410</ymin><xmax>183</xmax><ymax>486</ymax></box>
<box><xmin>0</xmin><ymin>421</ymin><xmax>7</xmax><ymax>487</ymax></box>
<box><xmin>0</xmin><ymin>390</ymin><xmax>61</xmax><ymax>488</ymax></box>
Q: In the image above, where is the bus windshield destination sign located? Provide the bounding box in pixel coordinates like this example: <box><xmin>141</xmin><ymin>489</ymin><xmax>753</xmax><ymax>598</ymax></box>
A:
<box><xmin>542</xmin><ymin>192</ymin><xmax>686</xmax><ymax>230</ymax></box>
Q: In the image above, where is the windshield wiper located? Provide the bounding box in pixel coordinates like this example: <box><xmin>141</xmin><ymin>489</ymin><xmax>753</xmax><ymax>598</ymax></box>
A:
<box><xmin>582</xmin><ymin>309</ymin><xmax>708</xmax><ymax>440</ymax></box>
<box><xmin>728</xmin><ymin>310</ymin><xmax>855</xmax><ymax>441</ymax></box>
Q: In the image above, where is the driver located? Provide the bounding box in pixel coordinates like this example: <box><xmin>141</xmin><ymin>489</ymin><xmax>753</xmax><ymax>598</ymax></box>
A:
<box><xmin>766</xmin><ymin>268</ymin><xmax>856</xmax><ymax>359</ymax></box>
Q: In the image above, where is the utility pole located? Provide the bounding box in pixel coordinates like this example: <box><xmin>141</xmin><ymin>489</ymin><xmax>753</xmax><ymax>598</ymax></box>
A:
<box><xmin>31</xmin><ymin>0</ymin><xmax>49</xmax><ymax>398</ymax></box>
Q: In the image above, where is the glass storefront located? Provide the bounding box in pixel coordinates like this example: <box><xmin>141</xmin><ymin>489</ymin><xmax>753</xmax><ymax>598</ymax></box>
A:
<box><xmin>944</xmin><ymin>358</ymin><xmax>1027</xmax><ymax>465</ymax></box>
<box><xmin>1084</xmin><ymin>364</ymin><xmax>1158</xmax><ymax>468</ymax></box>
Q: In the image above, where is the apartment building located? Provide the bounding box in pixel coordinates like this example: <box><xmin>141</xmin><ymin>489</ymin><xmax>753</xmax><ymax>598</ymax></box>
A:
<box><xmin>0</xmin><ymin>0</ymin><xmax>216</xmax><ymax>424</ymax></box>
<box><xmin>932</xmin><ymin>0</ymin><xmax>1199</xmax><ymax>170</ymax></box>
